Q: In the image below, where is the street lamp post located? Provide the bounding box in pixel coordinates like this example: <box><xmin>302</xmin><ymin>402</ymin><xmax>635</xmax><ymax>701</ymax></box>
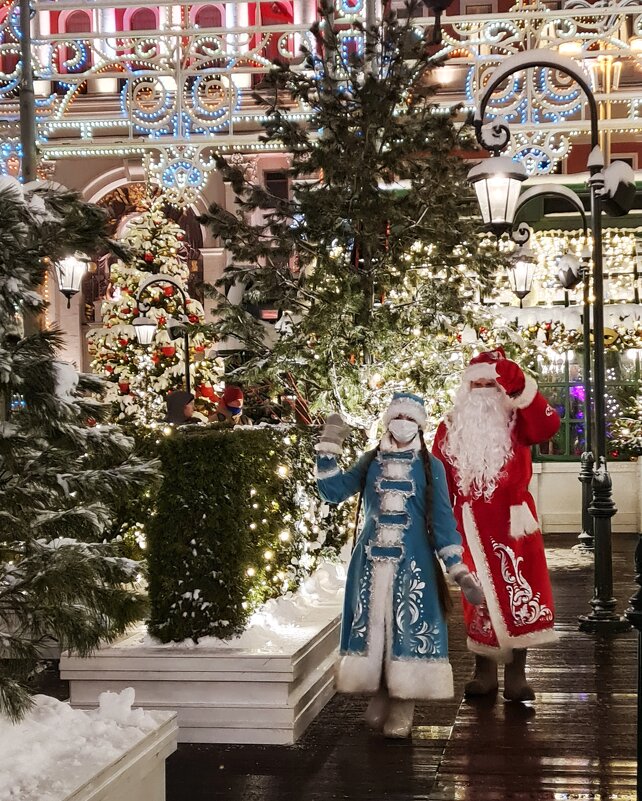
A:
<box><xmin>470</xmin><ymin>50</ymin><xmax>632</xmax><ymax>633</ymax></box>
<box><xmin>512</xmin><ymin>186</ymin><xmax>595</xmax><ymax>552</ymax></box>
<box><xmin>134</xmin><ymin>274</ymin><xmax>192</xmax><ymax>394</ymax></box>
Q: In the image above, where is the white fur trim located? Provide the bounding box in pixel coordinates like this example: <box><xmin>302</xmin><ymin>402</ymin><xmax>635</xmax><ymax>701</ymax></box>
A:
<box><xmin>511</xmin><ymin>375</ymin><xmax>538</xmax><ymax>409</ymax></box>
<box><xmin>509</xmin><ymin>502</ymin><xmax>540</xmax><ymax>539</ymax></box>
<box><xmin>439</xmin><ymin>544</ymin><xmax>464</xmax><ymax>561</ymax></box>
<box><xmin>380</xmin><ymin>491</ymin><xmax>407</xmax><ymax>513</ymax></box>
<box><xmin>462</xmin><ymin>503</ymin><xmax>557</xmax><ymax>651</ymax></box>
<box><xmin>448</xmin><ymin>563</ymin><xmax>469</xmax><ymax>582</ymax></box>
<box><xmin>315</xmin><ymin>442</ymin><xmax>343</xmax><ymax>454</ymax></box>
<box><xmin>382</xmin><ymin>399</ymin><xmax>427</xmax><ymax>432</ymax></box>
<box><xmin>337</xmin><ymin>561</ymin><xmax>392</xmax><ymax>694</ymax></box>
<box><xmin>381</xmin><ymin>459</ymin><xmax>413</xmax><ymax>480</ymax></box>
<box><xmin>377</xmin><ymin>525</ymin><xmax>405</xmax><ymax>544</ymax></box>
<box><xmin>335</xmin><ymin>653</ymin><xmax>381</xmax><ymax>694</ymax></box>
<box><xmin>315</xmin><ymin>465</ymin><xmax>340</xmax><ymax>480</ymax></box>
<box><xmin>466</xmin><ymin>637</ymin><xmax>513</xmax><ymax>664</ymax></box>
<box><xmin>387</xmin><ymin>659</ymin><xmax>454</xmax><ymax>700</ymax></box>
<box><xmin>463</xmin><ymin>362</ymin><xmax>498</xmax><ymax>383</ymax></box>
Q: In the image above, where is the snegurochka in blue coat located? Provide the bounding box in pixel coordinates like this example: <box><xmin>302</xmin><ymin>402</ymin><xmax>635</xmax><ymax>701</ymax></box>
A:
<box><xmin>316</xmin><ymin>392</ymin><xmax>485</xmax><ymax>738</ymax></box>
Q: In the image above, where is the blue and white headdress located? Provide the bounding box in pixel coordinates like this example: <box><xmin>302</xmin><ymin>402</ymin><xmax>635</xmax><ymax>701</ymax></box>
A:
<box><xmin>382</xmin><ymin>391</ymin><xmax>427</xmax><ymax>432</ymax></box>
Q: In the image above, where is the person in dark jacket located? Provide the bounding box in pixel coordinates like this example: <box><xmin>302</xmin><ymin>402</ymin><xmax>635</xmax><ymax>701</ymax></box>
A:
<box><xmin>165</xmin><ymin>391</ymin><xmax>199</xmax><ymax>425</ymax></box>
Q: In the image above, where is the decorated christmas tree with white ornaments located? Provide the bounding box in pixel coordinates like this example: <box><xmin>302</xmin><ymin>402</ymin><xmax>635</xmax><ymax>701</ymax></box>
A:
<box><xmin>88</xmin><ymin>202</ymin><xmax>223</xmax><ymax>424</ymax></box>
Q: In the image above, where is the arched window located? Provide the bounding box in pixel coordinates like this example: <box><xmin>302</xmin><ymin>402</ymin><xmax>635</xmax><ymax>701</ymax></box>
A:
<box><xmin>128</xmin><ymin>7</ymin><xmax>158</xmax><ymax>31</ymax></box>
<box><xmin>56</xmin><ymin>9</ymin><xmax>92</xmax><ymax>94</ymax></box>
<box><xmin>250</xmin><ymin>1</ymin><xmax>293</xmax><ymax>86</ymax></box>
<box><xmin>194</xmin><ymin>5</ymin><xmax>223</xmax><ymax>28</ymax></box>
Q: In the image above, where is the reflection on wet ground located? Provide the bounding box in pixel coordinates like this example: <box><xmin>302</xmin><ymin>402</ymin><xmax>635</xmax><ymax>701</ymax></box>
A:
<box><xmin>166</xmin><ymin>533</ymin><xmax>638</xmax><ymax>801</ymax></box>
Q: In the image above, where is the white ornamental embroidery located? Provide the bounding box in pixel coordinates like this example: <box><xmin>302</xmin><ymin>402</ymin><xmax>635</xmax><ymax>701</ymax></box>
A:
<box><xmin>493</xmin><ymin>541</ymin><xmax>553</xmax><ymax>626</ymax></box>
<box><xmin>350</xmin><ymin>559</ymin><xmax>371</xmax><ymax>644</ymax></box>
<box><xmin>394</xmin><ymin>559</ymin><xmax>440</xmax><ymax>656</ymax></box>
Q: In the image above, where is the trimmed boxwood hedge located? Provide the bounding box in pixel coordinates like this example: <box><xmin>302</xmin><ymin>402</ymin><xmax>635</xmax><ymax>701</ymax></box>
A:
<box><xmin>146</xmin><ymin>424</ymin><xmax>357</xmax><ymax>642</ymax></box>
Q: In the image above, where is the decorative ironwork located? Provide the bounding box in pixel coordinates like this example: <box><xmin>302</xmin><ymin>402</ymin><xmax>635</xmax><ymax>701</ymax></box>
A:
<box><xmin>4</xmin><ymin>0</ymin><xmax>642</xmax><ymax>189</ymax></box>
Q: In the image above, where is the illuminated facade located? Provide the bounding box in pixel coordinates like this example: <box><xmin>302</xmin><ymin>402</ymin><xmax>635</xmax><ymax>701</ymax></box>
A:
<box><xmin>2</xmin><ymin>0</ymin><xmax>642</xmax><ymax>379</ymax></box>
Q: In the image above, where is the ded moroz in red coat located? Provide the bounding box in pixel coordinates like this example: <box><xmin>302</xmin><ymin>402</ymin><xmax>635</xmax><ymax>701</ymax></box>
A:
<box><xmin>432</xmin><ymin>372</ymin><xmax>561</xmax><ymax>662</ymax></box>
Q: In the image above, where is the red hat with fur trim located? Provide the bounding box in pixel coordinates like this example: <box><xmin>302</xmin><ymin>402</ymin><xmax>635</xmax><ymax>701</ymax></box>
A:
<box><xmin>463</xmin><ymin>347</ymin><xmax>506</xmax><ymax>383</ymax></box>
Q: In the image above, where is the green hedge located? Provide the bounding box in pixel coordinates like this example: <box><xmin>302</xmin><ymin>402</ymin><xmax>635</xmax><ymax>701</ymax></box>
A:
<box><xmin>147</xmin><ymin>424</ymin><xmax>357</xmax><ymax>642</ymax></box>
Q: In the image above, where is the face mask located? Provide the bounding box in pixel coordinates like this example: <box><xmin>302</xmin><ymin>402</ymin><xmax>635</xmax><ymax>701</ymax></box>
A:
<box><xmin>388</xmin><ymin>419</ymin><xmax>418</xmax><ymax>444</ymax></box>
<box><xmin>227</xmin><ymin>405</ymin><xmax>242</xmax><ymax>416</ymax></box>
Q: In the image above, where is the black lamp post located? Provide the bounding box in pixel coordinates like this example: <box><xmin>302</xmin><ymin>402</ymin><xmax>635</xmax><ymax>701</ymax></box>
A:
<box><xmin>510</xmin><ymin>185</ymin><xmax>594</xmax><ymax>552</ymax></box>
<box><xmin>134</xmin><ymin>274</ymin><xmax>192</xmax><ymax>394</ymax></box>
<box><xmin>469</xmin><ymin>50</ymin><xmax>634</xmax><ymax>634</ymax></box>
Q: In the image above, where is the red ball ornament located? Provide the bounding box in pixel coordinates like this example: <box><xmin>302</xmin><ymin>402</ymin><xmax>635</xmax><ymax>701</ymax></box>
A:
<box><xmin>161</xmin><ymin>345</ymin><xmax>176</xmax><ymax>357</ymax></box>
<box><xmin>144</xmin><ymin>252</ymin><xmax>154</xmax><ymax>263</ymax></box>
<box><xmin>151</xmin><ymin>353</ymin><xmax>160</xmax><ymax>364</ymax></box>
<box><xmin>131</xmin><ymin>307</ymin><xmax>139</xmax><ymax>317</ymax></box>
<box><xmin>188</xmin><ymin>313</ymin><xmax>199</xmax><ymax>323</ymax></box>
<box><xmin>194</xmin><ymin>345</ymin><xmax>205</xmax><ymax>353</ymax></box>
<box><xmin>118</xmin><ymin>337</ymin><xmax>129</xmax><ymax>347</ymax></box>
<box><xmin>158</xmin><ymin>315</ymin><xmax>167</xmax><ymax>326</ymax></box>
<box><xmin>163</xmin><ymin>286</ymin><xmax>174</xmax><ymax>297</ymax></box>
<box><xmin>105</xmin><ymin>364</ymin><xmax>114</xmax><ymax>373</ymax></box>
<box><xmin>118</xmin><ymin>381</ymin><xmax>130</xmax><ymax>394</ymax></box>
<box><xmin>86</xmin><ymin>417</ymin><xmax>97</xmax><ymax>427</ymax></box>
<box><xmin>176</xmin><ymin>233</ymin><xmax>184</xmax><ymax>241</ymax></box>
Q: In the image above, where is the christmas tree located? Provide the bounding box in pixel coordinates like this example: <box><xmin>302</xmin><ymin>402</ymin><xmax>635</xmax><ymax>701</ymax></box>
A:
<box><xmin>0</xmin><ymin>176</ymin><xmax>157</xmax><ymax>721</ymax></box>
<box><xmin>198</xmin><ymin>0</ymin><xmax>510</xmax><ymax>428</ymax></box>
<box><xmin>89</xmin><ymin>203</ymin><xmax>223</xmax><ymax>424</ymax></box>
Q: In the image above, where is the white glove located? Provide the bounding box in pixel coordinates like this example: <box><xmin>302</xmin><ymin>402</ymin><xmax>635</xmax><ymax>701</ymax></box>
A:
<box><xmin>317</xmin><ymin>413</ymin><xmax>351</xmax><ymax>452</ymax></box>
<box><xmin>456</xmin><ymin>572</ymin><xmax>485</xmax><ymax>606</ymax></box>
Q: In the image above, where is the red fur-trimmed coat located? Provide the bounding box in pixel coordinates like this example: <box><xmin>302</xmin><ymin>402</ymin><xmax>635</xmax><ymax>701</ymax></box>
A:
<box><xmin>432</xmin><ymin>377</ymin><xmax>561</xmax><ymax>661</ymax></box>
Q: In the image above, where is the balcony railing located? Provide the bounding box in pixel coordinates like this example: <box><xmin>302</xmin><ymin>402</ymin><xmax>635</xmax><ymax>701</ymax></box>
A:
<box><xmin>3</xmin><ymin>0</ymin><xmax>642</xmax><ymax>178</ymax></box>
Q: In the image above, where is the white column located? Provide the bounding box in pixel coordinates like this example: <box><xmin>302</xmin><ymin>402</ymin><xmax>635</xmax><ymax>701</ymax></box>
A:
<box><xmin>95</xmin><ymin>7</ymin><xmax>118</xmax><ymax>95</ymax></box>
<box><xmin>33</xmin><ymin>9</ymin><xmax>52</xmax><ymax>96</ymax></box>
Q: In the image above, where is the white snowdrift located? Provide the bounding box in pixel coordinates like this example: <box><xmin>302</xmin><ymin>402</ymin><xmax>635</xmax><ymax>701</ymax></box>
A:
<box><xmin>132</xmin><ymin>556</ymin><xmax>347</xmax><ymax>653</ymax></box>
<box><xmin>0</xmin><ymin>689</ymin><xmax>165</xmax><ymax>801</ymax></box>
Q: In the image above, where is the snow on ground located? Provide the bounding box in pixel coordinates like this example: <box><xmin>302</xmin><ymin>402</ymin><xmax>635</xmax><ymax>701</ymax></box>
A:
<box><xmin>545</xmin><ymin>544</ymin><xmax>594</xmax><ymax>571</ymax></box>
<box><xmin>121</xmin><ymin>556</ymin><xmax>347</xmax><ymax>653</ymax></box>
<box><xmin>0</xmin><ymin>689</ymin><xmax>167</xmax><ymax>801</ymax></box>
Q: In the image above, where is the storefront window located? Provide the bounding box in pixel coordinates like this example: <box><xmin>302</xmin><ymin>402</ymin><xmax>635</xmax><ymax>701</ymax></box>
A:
<box><xmin>535</xmin><ymin>349</ymin><xmax>640</xmax><ymax>460</ymax></box>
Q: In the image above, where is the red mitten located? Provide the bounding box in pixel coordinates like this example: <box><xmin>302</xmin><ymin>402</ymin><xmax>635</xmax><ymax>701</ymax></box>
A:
<box><xmin>495</xmin><ymin>359</ymin><xmax>526</xmax><ymax>398</ymax></box>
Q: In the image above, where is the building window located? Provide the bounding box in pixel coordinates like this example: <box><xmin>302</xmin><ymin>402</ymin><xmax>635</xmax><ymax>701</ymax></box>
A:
<box><xmin>535</xmin><ymin>350</ymin><xmax>640</xmax><ymax>460</ymax></box>
<box><xmin>128</xmin><ymin>7</ymin><xmax>158</xmax><ymax>31</ymax></box>
<box><xmin>194</xmin><ymin>5</ymin><xmax>223</xmax><ymax>27</ymax></box>
<box><xmin>460</xmin><ymin>0</ymin><xmax>496</xmax><ymax>16</ymax></box>
<box><xmin>264</xmin><ymin>170</ymin><xmax>289</xmax><ymax>200</ymax></box>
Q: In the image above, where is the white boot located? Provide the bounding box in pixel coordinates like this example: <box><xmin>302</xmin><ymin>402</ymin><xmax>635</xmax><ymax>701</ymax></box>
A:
<box><xmin>383</xmin><ymin>699</ymin><xmax>415</xmax><ymax>738</ymax></box>
<box><xmin>364</xmin><ymin>685</ymin><xmax>390</xmax><ymax>731</ymax></box>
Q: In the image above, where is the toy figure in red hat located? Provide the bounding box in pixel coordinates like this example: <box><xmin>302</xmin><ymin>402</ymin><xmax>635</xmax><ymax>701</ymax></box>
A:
<box><xmin>432</xmin><ymin>348</ymin><xmax>560</xmax><ymax>702</ymax></box>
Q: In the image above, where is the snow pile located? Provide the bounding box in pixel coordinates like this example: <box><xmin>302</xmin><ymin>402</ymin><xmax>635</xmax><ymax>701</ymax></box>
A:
<box><xmin>0</xmin><ymin>689</ymin><xmax>165</xmax><ymax>801</ymax></box>
<box><xmin>136</xmin><ymin>556</ymin><xmax>347</xmax><ymax>653</ymax></box>
<box><xmin>545</xmin><ymin>544</ymin><xmax>593</xmax><ymax>571</ymax></box>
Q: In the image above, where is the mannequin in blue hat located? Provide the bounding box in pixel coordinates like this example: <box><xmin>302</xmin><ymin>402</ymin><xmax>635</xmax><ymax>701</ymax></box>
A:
<box><xmin>316</xmin><ymin>392</ymin><xmax>484</xmax><ymax>738</ymax></box>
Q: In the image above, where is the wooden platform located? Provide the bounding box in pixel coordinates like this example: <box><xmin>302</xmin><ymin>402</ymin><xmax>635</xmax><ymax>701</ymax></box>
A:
<box><xmin>165</xmin><ymin>533</ymin><xmax>640</xmax><ymax>801</ymax></box>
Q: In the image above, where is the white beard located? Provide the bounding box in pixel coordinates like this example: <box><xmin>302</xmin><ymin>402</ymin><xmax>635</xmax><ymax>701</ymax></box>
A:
<box><xmin>442</xmin><ymin>385</ymin><xmax>515</xmax><ymax>500</ymax></box>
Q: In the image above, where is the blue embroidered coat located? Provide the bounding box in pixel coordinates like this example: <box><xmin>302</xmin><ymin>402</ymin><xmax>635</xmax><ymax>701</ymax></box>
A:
<box><xmin>317</xmin><ymin>442</ymin><xmax>465</xmax><ymax>700</ymax></box>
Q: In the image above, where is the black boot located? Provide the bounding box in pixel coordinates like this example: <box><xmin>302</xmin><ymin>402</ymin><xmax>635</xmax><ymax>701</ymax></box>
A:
<box><xmin>464</xmin><ymin>655</ymin><xmax>498</xmax><ymax>696</ymax></box>
<box><xmin>503</xmin><ymin>648</ymin><xmax>535</xmax><ymax>702</ymax></box>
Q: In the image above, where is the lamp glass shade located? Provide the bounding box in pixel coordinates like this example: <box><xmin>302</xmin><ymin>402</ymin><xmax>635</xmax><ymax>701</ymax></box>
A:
<box><xmin>468</xmin><ymin>156</ymin><xmax>528</xmax><ymax>236</ymax></box>
<box><xmin>54</xmin><ymin>255</ymin><xmax>88</xmax><ymax>304</ymax></box>
<box><xmin>133</xmin><ymin>316</ymin><xmax>157</xmax><ymax>345</ymax></box>
<box><xmin>509</xmin><ymin>252</ymin><xmax>535</xmax><ymax>300</ymax></box>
